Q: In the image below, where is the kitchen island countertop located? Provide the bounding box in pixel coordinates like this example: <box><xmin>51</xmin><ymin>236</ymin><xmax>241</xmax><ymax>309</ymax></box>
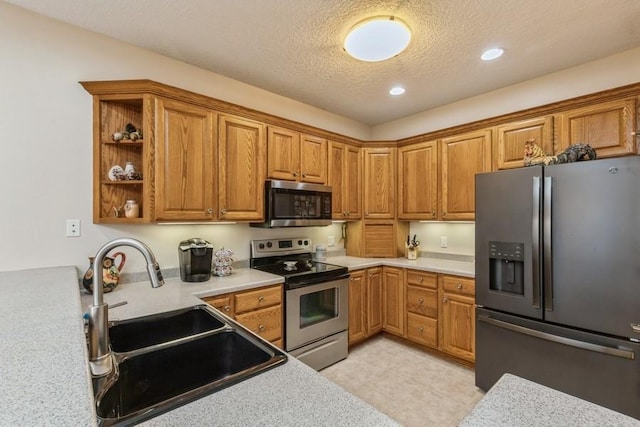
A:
<box><xmin>2</xmin><ymin>265</ymin><xmax>399</xmax><ymax>426</ymax></box>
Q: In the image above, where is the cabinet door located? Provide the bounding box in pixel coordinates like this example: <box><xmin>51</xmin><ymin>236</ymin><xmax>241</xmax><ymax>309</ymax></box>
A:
<box><xmin>267</xmin><ymin>126</ymin><xmax>299</xmax><ymax>181</ymax></box>
<box><xmin>155</xmin><ymin>98</ymin><xmax>215</xmax><ymax>221</ymax></box>
<box><xmin>398</xmin><ymin>140</ymin><xmax>438</xmax><ymax>220</ymax></box>
<box><xmin>218</xmin><ymin>114</ymin><xmax>265</xmax><ymax>221</ymax></box>
<box><xmin>440</xmin><ymin>293</ymin><xmax>475</xmax><ymax>362</ymax></box>
<box><xmin>235</xmin><ymin>305</ymin><xmax>282</xmax><ymax>342</ymax></box>
<box><xmin>382</xmin><ymin>266</ymin><xmax>404</xmax><ymax>336</ymax></box>
<box><xmin>367</xmin><ymin>267</ymin><xmax>383</xmax><ymax>335</ymax></box>
<box><xmin>494</xmin><ymin>117</ymin><xmax>553</xmax><ymax>170</ymax></box>
<box><xmin>348</xmin><ymin>270</ymin><xmax>367</xmax><ymax>345</ymax></box>
<box><xmin>556</xmin><ymin>98</ymin><xmax>636</xmax><ymax>158</ymax></box>
<box><xmin>328</xmin><ymin>141</ymin><xmax>346</xmax><ymax>219</ymax></box>
<box><xmin>345</xmin><ymin>145</ymin><xmax>362</xmax><ymax>219</ymax></box>
<box><xmin>363</xmin><ymin>147</ymin><xmax>396</xmax><ymax>219</ymax></box>
<box><xmin>441</xmin><ymin>129</ymin><xmax>491</xmax><ymax>220</ymax></box>
<box><xmin>300</xmin><ymin>134</ymin><xmax>327</xmax><ymax>184</ymax></box>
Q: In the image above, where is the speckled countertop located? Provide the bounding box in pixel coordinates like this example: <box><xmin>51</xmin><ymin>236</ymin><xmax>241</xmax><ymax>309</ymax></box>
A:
<box><xmin>460</xmin><ymin>373</ymin><xmax>640</xmax><ymax>426</ymax></box>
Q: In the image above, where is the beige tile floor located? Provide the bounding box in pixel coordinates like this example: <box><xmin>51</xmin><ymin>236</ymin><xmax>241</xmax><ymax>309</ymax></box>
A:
<box><xmin>321</xmin><ymin>335</ymin><xmax>485</xmax><ymax>426</ymax></box>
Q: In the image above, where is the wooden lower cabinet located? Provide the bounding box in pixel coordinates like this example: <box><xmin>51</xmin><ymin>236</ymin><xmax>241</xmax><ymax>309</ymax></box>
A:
<box><xmin>405</xmin><ymin>270</ymin><xmax>439</xmax><ymax>349</ymax></box>
<box><xmin>439</xmin><ymin>275</ymin><xmax>476</xmax><ymax>363</ymax></box>
<box><xmin>382</xmin><ymin>266</ymin><xmax>404</xmax><ymax>336</ymax></box>
<box><xmin>348</xmin><ymin>268</ymin><xmax>382</xmax><ymax>346</ymax></box>
<box><xmin>202</xmin><ymin>283</ymin><xmax>283</xmax><ymax>349</ymax></box>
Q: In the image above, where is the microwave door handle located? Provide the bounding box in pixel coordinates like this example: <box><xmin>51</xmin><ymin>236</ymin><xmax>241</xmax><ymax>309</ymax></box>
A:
<box><xmin>543</xmin><ymin>176</ymin><xmax>553</xmax><ymax>312</ymax></box>
<box><xmin>532</xmin><ymin>176</ymin><xmax>541</xmax><ymax>309</ymax></box>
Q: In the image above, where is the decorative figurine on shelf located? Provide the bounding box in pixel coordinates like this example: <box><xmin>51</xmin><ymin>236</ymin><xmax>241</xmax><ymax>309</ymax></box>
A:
<box><xmin>112</xmin><ymin>123</ymin><xmax>143</xmax><ymax>142</ymax></box>
<box><xmin>524</xmin><ymin>138</ymin><xmax>597</xmax><ymax>167</ymax></box>
<box><xmin>82</xmin><ymin>252</ymin><xmax>127</xmax><ymax>293</ymax></box>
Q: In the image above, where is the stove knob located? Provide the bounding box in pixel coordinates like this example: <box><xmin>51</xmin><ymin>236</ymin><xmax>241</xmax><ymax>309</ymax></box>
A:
<box><xmin>298</xmin><ymin>240</ymin><xmax>302</xmax><ymax>246</ymax></box>
<box><xmin>304</xmin><ymin>240</ymin><xmax>309</xmax><ymax>246</ymax></box>
<box><xmin>258</xmin><ymin>243</ymin><xmax>265</xmax><ymax>249</ymax></box>
<box><xmin>266</xmin><ymin>242</ymin><xmax>273</xmax><ymax>248</ymax></box>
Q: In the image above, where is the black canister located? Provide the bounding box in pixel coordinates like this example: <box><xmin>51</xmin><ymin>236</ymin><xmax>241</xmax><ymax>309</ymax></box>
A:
<box><xmin>178</xmin><ymin>238</ymin><xmax>213</xmax><ymax>282</ymax></box>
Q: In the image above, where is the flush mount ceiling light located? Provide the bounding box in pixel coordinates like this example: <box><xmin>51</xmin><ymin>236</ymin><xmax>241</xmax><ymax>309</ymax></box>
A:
<box><xmin>481</xmin><ymin>48</ymin><xmax>504</xmax><ymax>61</ymax></box>
<box><xmin>344</xmin><ymin>16</ymin><xmax>411</xmax><ymax>62</ymax></box>
<box><xmin>389</xmin><ymin>86</ymin><xmax>406</xmax><ymax>95</ymax></box>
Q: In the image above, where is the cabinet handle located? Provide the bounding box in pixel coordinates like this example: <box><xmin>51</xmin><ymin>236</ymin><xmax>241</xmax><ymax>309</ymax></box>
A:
<box><xmin>431</xmin><ymin>211</ymin><xmax>436</xmax><ymax>217</ymax></box>
<box><xmin>418</xmin><ymin>326</ymin><xmax>424</xmax><ymax>332</ymax></box>
<box><xmin>220</xmin><ymin>208</ymin><xmax>227</xmax><ymax>214</ymax></box>
<box><xmin>418</xmin><ymin>298</ymin><xmax>424</xmax><ymax>304</ymax></box>
<box><xmin>293</xmin><ymin>171</ymin><xmax>299</xmax><ymax>177</ymax></box>
<box><xmin>223</xmin><ymin>305</ymin><xmax>230</xmax><ymax>312</ymax></box>
<box><xmin>346</xmin><ymin>211</ymin><xmax>351</xmax><ymax>216</ymax></box>
<box><xmin>457</xmin><ymin>283</ymin><xmax>463</xmax><ymax>290</ymax></box>
<box><xmin>443</xmin><ymin>298</ymin><xmax>449</xmax><ymax>303</ymax></box>
<box><xmin>418</xmin><ymin>276</ymin><xmax>424</xmax><ymax>282</ymax></box>
<box><xmin>302</xmin><ymin>173</ymin><xmax>307</xmax><ymax>178</ymax></box>
<box><xmin>442</xmin><ymin>212</ymin><xmax>447</xmax><ymax>217</ymax></box>
<box><xmin>258</xmin><ymin>324</ymin><xmax>265</xmax><ymax>332</ymax></box>
<box><xmin>206</xmin><ymin>208</ymin><xmax>213</xmax><ymax>214</ymax></box>
<box><xmin>343</xmin><ymin>211</ymin><xmax>348</xmax><ymax>216</ymax></box>
<box><xmin>258</xmin><ymin>296</ymin><xmax>265</xmax><ymax>302</ymax></box>
<box><xmin>365</xmin><ymin>211</ymin><xmax>369</xmax><ymax>216</ymax></box>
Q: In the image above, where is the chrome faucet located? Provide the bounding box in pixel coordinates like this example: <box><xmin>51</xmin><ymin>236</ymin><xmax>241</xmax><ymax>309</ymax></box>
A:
<box><xmin>87</xmin><ymin>238</ymin><xmax>164</xmax><ymax>377</ymax></box>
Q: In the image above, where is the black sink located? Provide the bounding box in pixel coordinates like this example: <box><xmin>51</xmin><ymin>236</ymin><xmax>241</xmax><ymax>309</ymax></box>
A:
<box><xmin>94</xmin><ymin>305</ymin><xmax>287</xmax><ymax>426</ymax></box>
<box><xmin>109</xmin><ymin>305</ymin><xmax>225</xmax><ymax>352</ymax></box>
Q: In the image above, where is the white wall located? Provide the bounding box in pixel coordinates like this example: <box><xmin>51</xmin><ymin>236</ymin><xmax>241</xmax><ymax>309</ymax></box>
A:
<box><xmin>1</xmin><ymin>2</ymin><xmax>638</xmax><ymax>275</ymax></box>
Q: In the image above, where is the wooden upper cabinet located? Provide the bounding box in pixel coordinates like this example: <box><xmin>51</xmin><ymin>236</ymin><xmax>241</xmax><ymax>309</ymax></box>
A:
<box><xmin>494</xmin><ymin>117</ymin><xmax>554</xmax><ymax>170</ymax></box>
<box><xmin>218</xmin><ymin>114</ymin><xmax>265</xmax><ymax>221</ymax></box>
<box><xmin>441</xmin><ymin>129</ymin><xmax>492</xmax><ymax>220</ymax></box>
<box><xmin>266</xmin><ymin>126</ymin><xmax>327</xmax><ymax>184</ymax></box>
<box><xmin>154</xmin><ymin>97</ymin><xmax>216</xmax><ymax>221</ymax></box>
<box><xmin>363</xmin><ymin>147</ymin><xmax>396</xmax><ymax>219</ymax></box>
<box><xmin>328</xmin><ymin>141</ymin><xmax>361</xmax><ymax>220</ymax></box>
<box><xmin>556</xmin><ymin>98</ymin><xmax>636</xmax><ymax>158</ymax></box>
<box><xmin>300</xmin><ymin>134</ymin><xmax>328</xmax><ymax>184</ymax></box>
<box><xmin>266</xmin><ymin>126</ymin><xmax>299</xmax><ymax>181</ymax></box>
<box><xmin>397</xmin><ymin>140</ymin><xmax>438</xmax><ymax>220</ymax></box>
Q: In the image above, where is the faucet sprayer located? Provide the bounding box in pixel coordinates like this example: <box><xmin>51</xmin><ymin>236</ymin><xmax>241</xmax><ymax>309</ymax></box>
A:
<box><xmin>87</xmin><ymin>238</ymin><xmax>164</xmax><ymax>377</ymax></box>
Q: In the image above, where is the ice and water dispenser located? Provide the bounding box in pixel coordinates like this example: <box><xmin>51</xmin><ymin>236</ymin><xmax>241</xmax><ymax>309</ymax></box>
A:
<box><xmin>489</xmin><ymin>241</ymin><xmax>525</xmax><ymax>295</ymax></box>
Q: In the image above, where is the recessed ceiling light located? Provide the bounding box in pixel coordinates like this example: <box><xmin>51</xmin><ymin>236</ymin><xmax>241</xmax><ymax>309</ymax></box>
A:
<box><xmin>481</xmin><ymin>48</ymin><xmax>504</xmax><ymax>61</ymax></box>
<box><xmin>389</xmin><ymin>86</ymin><xmax>406</xmax><ymax>96</ymax></box>
<box><xmin>344</xmin><ymin>16</ymin><xmax>411</xmax><ymax>62</ymax></box>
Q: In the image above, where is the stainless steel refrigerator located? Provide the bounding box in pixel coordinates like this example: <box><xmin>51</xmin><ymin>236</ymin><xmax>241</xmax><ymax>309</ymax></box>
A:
<box><xmin>475</xmin><ymin>155</ymin><xmax>640</xmax><ymax>419</ymax></box>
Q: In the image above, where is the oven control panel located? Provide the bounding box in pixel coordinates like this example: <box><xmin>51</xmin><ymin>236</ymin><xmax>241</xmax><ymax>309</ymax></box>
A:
<box><xmin>251</xmin><ymin>238</ymin><xmax>312</xmax><ymax>258</ymax></box>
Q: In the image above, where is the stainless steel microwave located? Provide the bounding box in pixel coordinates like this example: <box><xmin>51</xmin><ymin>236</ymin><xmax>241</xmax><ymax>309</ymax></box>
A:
<box><xmin>251</xmin><ymin>180</ymin><xmax>332</xmax><ymax>227</ymax></box>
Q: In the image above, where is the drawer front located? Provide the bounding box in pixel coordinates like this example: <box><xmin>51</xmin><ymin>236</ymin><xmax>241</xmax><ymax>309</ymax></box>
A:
<box><xmin>234</xmin><ymin>285</ymin><xmax>282</xmax><ymax>314</ymax></box>
<box><xmin>406</xmin><ymin>285</ymin><xmax>438</xmax><ymax>318</ymax></box>
<box><xmin>406</xmin><ymin>312</ymin><xmax>437</xmax><ymax>348</ymax></box>
<box><xmin>203</xmin><ymin>295</ymin><xmax>233</xmax><ymax>316</ymax></box>
<box><xmin>235</xmin><ymin>304</ymin><xmax>282</xmax><ymax>342</ymax></box>
<box><xmin>406</xmin><ymin>270</ymin><xmax>437</xmax><ymax>289</ymax></box>
<box><xmin>442</xmin><ymin>276</ymin><xmax>475</xmax><ymax>296</ymax></box>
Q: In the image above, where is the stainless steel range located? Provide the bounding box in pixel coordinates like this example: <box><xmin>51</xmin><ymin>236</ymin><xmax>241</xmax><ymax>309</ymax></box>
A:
<box><xmin>250</xmin><ymin>238</ymin><xmax>349</xmax><ymax>370</ymax></box>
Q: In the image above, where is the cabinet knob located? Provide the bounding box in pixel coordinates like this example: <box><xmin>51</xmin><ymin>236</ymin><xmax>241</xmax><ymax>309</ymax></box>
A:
<box><xmin>457</xmin><ymin>283</ymin><xmax>463</xmax><ymax>290</ymax></box>
<box><xmin>206</xmin><ymin>208</ymin><xmax>213</xmax><ymax>214</ymax></box>
<box><xmin>365</xmin><ymin>211</ymin><xmax>369</xmax><ymax>216</ymax></box>
<box><xmin>346</xmin><ymin>211</ymin><xmax>351</xmax><ymax>216</ymax></box>
<box><xmin>343</xmin><ymin>211</ymin><xmax>348</xmax><ymax>216</ymax></box>
<box><xmin>223</xmin><ymin>305</ymin><xmax>230</xmax><ymax>312</ymax></box>
<box><xmin>418</xmin><ymin>326</ymin><xmax>424</xmax><ymax>332</ymax></box>
<box><xmin>431</xmin><ymin>211</ymin><xmax>437</xmax><ymax>217</ymax></box>
<box><xmin>443</xmin><ymin>297</ymin><xmax>449</xmax><ymax>303</ymax></box>
<box><xmin>418</xmin><ymin>298</ymin><xmax>424</xmax><ymax>304</ymax></box>
<box><xmin>220</xmin><ymin>208</ymin><xmax>227</xmax><ymax>214</ymax></box>
<box><xmin>293</xmin><ymin>171</ymin><xmax>299</xmax><ymax>177</ymax></box>
<box><xmin>418</xmin><ymin>276</ymin><xmax>424</xmax><ymax>282</ymax></box>
<box><xmin>258</xmin><ymin>296</ymin><xmax>265</xmax><ymax>302</ymax></box>
<box><xmin>302</xmin><ymin>173</ymin><xmax>307</xmax><ymax>178</ymax></box>
<box><xmin>258</xmin><ymin>324</ymin><xmax>265</xmax><ymax>332</ymax></box>
<box><xmin>442</xmin><ymin>212</ymin><xmax>447</xmax><ymax>217</ymax></box>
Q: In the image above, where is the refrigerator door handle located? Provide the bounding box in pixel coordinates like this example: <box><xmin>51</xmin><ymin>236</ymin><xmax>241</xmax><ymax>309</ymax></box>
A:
<box><xmin>543</xmin><ymin>176</ymin><xmax>553</xmax><ymax>311</ymax></box>
<box><xmin>532</xmin><ymin>176</ymin><xmax>541</xmax><ymax>309</ymax></box>
<box><xmin>478</xmin><ymin>314</ymin><xmax>635</xmax><ymax>360</ymax></box>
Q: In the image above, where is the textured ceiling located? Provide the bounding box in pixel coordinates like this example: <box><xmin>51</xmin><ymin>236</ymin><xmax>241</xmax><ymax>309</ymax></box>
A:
<box><xmin>6</xmin><ymin>0</ymin><xmax>640</xmax><ymax>125</ymax></box>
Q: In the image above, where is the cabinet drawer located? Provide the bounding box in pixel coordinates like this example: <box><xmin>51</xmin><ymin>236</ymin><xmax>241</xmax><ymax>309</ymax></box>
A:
<box><xmin>406</xmin><ymin>270</ymin><xmax>437</xmax><ymax>289</ymax></box>
<box><xmin>234</xmin><ymin>285</ymin><xmax>282</xmax><ymax>314</ymax></box>
<box><xmin>203</xmin><ymin>295</ymin><xmax>233</xmax><ymax>316</ymax></box>
<box><xmin>406</xmin><ymin>285</ymin><xmax>438</xmax><ymax>318</ymax></box>
<box><xmin>406</xmin><ymin>313</ymin><xmax>437</xmax><ymax>348</ymax></box>
<box><xmin>235</xmin><ymin>304</ymin><xmax>282</xmax><ymax>342</ymax></box>
<box><xmin>442</xmin><ymin>276</ymin><xmax>475</xmax><ymax>296</ymax></box>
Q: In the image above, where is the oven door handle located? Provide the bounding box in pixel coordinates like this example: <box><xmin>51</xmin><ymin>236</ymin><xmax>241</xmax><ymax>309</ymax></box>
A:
<box><xmin>286</xmin><ymin>273</ymin><xmax>351</xmax><ymax>289</ymax></box>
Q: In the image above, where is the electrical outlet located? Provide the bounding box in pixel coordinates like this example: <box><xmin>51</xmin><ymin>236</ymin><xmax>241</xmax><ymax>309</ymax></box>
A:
<box><xmin>66</xmin><ymin>219</ymin><xmax>81</xmax><ymax>237</ymax></box>
<box><xmin>440</xmin><ymin>236</ymin><xmax>448</xmax><ymax>248</ymax></box>
<box><xmin>328</xmin><ymin>235</ymin><xmax>335</xmax><ymax>247</ymax></box>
